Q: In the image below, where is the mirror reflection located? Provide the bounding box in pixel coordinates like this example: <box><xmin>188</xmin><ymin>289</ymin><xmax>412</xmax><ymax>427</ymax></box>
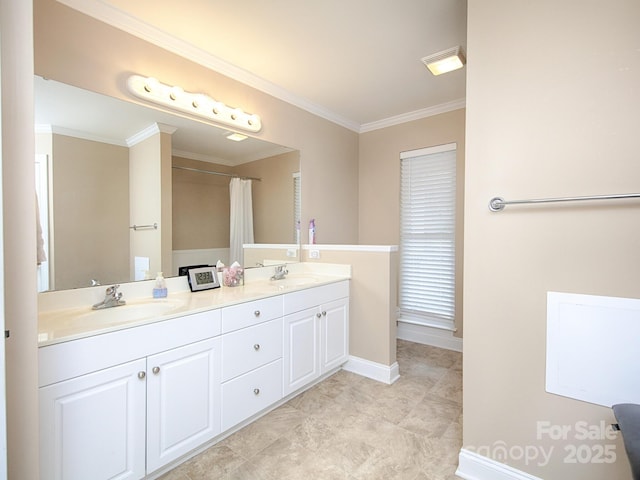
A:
<box><xmin>34</xmin><ymin>76</ymin><xmax>300</xmax><ymax>292</ymax></box>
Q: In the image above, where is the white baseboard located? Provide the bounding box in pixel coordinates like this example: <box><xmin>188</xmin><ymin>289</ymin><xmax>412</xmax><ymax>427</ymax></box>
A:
<box><xmin>397</xmin><ymin>321</ymin><xmax>463</xmax><ymax>352</ymax></box>
<box><xmin>342</xmin><ymin>356</ymin><xmax>400</xmax><ymax>384</ymax></box>
<box><xmin>456</xmin><ymin>449</ymin><xmax>543</xmax><ymax>480</ymax></box>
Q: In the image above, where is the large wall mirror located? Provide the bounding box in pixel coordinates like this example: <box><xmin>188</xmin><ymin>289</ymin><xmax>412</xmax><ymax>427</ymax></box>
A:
<box><xmin>35</xmin><ymin>76</ymin><xmax>300</xmax><ymax>291</ymax></box>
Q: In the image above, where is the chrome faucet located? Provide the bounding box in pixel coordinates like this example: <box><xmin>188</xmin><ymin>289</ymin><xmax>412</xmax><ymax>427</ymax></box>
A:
<box><xmin>270</xmin><ymin>265</ymin><xmax>289</xmax><ymax>281</ymax></box>
<box><xmin>92</xmin><ymin>285</ymin><xmax>126</xmax><ymax>310</ymax></box>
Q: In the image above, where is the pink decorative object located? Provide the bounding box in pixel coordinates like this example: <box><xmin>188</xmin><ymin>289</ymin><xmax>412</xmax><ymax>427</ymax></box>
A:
<box><xmin>222</xmin><ymin>266</ymin><xmax>244</xmax><ymax>287</ymax></box>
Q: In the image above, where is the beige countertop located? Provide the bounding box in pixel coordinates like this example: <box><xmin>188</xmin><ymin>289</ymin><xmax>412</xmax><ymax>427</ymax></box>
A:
<box><xmin>38</xmin><ymin>263</ymin><xmax>351</xmax><ymax>347</ymax></box>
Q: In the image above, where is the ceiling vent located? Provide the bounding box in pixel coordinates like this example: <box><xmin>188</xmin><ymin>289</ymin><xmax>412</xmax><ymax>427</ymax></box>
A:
<box><xmin>421</xmin><ymin>46</ymin><xmax>466</xmax><ymax>76</ymax></box>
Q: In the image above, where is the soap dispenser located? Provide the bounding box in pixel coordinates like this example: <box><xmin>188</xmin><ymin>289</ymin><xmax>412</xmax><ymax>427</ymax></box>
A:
<box><xmin>309</xmin><ymin>219</ymin><xmax>316</xmax><ymax>244</ymax></box>
<box><xmin>153</xmin><ymin>272</ymin><xmax>168</xmax><ymax>298</ymax></box>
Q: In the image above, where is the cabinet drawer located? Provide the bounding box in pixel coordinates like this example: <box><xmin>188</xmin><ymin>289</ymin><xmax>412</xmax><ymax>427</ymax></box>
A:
<box><xmin>39</xmin><ymin>309</ymin><xmax>222</xmax><ymax>387</ymax></box>
<box><xmin>283</xmin><ymin>280</ymin><xmax>349</xmax><ymax>315</ymax></box>
<box><xmin>221</xmin><ymin>296</ymin><xmax>283</xmax><ymax>333</ymax></box>
<box><xmin>221</xmin><ymin>359</ymin><xmax>283</xmax><ymax>431</ymax></box>
<box><xmin>221</xmin><ymin>318</ymin><xmax>283</xmax><ymax>381</ymax></box>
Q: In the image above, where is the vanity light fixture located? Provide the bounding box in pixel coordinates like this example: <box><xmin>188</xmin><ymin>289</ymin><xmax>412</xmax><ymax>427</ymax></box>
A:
<box><xmin>421</xmin><ymin>46</ymin><xmax>466</xmax><ymax>76</ymax></box>
<box><xmin>127</xmin><ymin>74</ymin><xmax>262</xmax><ymax>133</ymax></box>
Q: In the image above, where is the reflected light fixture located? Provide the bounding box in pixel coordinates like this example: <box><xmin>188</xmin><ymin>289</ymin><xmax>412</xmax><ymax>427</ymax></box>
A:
<box><xmin>127</xmin><ymin>74</ymin><xmax>262</xmax><ymax>132</ymax></box>
<box><xmin>421</xmin><ymin>46</ymin><xmax>466</xmax><ymax>76</ymax></box>
<box><xmin>226</xmin><ymin>132</ymin><xmax>248</xmax><ymax>142</ymax></box>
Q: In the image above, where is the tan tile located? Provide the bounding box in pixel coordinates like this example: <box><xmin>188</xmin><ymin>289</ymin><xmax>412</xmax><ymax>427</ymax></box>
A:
<box><xmin>317</xmin><ymin>428</ymin><xmax>379</xmax><ymax>472</ymax></box>
<box><xmin>222</xmin><ymin>459</ymin><xmax>273</xmax><ymax>480</ymax></box>
<box><xmin>219</xmin><ymin>420</ymin><xmax>281</xmax><ymax>460</ymax></box>
<box><xmin>399</xmin><ymin>395</ymin><xmax>461</xmax><ymax>439</ymax></box>
<box><xmin>241</xmin><ymin>437</ymin><xmax>353</xmax><ymax>480</ymax></box>
<box><xmin>179</xmin><ymin>444</ymin><xmax>246</xmax><ymax>480</ymax></box>
<box><xmin>284</xmin><ymin>415</ymin><xmax>335</xmax><ymax>452</ymax></box>
<box><xmin>430</xmin><ymin>370</ymin><xmax>462</xmax><ymax>405</ymax></box>
<box><xmin>156</xmin><ymin>466</ymin><xmax>191</xmax><ymax>480</ymax></box>
<box><xmin>250</xmin><ymin>403</ymin><xmax>307</xmax><ymax>438</ymax></box>
<box><xmin>162</xmin><ymin>341</ymin><xmax>463</xmax><ymax>480</ymax></box>
<box><xmin>400</xmin><ymin>361</ymin><xmax>449</xmax><ymax>385</ymax></box>
<box><xmin>352</xmin><ymin>432</ymin><xmax>436</xmax><ymax>480</ymax></box>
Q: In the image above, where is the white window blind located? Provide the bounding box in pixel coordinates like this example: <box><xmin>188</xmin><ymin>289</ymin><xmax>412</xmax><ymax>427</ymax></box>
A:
<box><xmin>399</xmin><ymin>144</ymin><xmax>456</xmax><ymax>331</ymax></box>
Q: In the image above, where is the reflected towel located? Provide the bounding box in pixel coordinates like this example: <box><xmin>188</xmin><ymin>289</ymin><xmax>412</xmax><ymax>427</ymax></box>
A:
<box><xmin>36</xmin><ymin>193</ymin><xmax>47</xmax><ymax>265</ymax></box>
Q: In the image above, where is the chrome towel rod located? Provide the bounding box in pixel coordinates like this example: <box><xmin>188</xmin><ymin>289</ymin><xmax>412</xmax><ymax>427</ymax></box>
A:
<box><xmin>172</xmin><ymin>165</ymin><xmax>261</xmax><ymax>182</ymax></box>
<box><xmin>129</xmin><ymin>223</ymin><xmax>158</xmax><ymax>231</ymax></box>
<box><xmin>489</xmin><ymin>193</ymin><xmax>640</xmax><ymax>212</ymax></box>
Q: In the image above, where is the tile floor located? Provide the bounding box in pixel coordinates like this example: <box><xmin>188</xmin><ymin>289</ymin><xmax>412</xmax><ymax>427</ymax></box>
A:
<box><xmin>160</xmin><ymin>339</ymin><xmax>462</xmax><ymax>480</ymax></box>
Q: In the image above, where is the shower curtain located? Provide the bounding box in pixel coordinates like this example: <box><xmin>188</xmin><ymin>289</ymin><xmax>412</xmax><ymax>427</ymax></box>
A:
<box><xmin>229</xmin><ymin>177</ymin><xmax>254</xmax><ymax>266</ymax></box>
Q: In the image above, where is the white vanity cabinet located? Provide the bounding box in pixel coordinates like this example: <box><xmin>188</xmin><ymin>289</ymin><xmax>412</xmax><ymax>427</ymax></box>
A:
<box><xmin>39</xmin><ymin>309</ymin><xmax>222</xmax><ymax>480</ymax></box>
<box><xmin>283</xmin><ymin>281</ymin><xmax>349</xmax><ymax>396</ymax></box>
<box><xmin>39</xmin><ymin>358</ymin><xmax>147</xmax><ymax>480</ymax></box>
<box><xmin>145</xmin><ymin>337</ymin><xmax>221</xmax><ymax>473</ymax></box>
<box><xmin>38</xmin><ymin>275</ymin><xmax>351</xmax><ymax>479</ymax></box>
<box><xmin>220</xmin><ymin>297</ymin><xmax>284</xmax><ymax>431</ymax></box>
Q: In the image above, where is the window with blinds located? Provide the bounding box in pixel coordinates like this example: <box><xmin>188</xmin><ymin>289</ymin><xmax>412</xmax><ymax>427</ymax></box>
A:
<box><xmin>399</xmin><ymin>143</ymin><xmax>456</xmax><ymax>331</ymax></box>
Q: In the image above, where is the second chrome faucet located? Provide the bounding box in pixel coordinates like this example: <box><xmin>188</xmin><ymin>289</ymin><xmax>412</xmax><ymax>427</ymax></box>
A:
<box><xmin>270</xmin><ymin>265</ymin><xmax>289</xmax><ymax>281</ymax></box>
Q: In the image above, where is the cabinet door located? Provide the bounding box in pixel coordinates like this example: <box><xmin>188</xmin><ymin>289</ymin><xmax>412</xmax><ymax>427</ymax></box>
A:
<box><xmin>320</xmin><ymin>298</ymin><xmax>349</xmax><ymax>373</ymax></box>
<box><xmin>39</xmin><ymin>359</ymin><xmax>146</xmax><ymax>480</ymax></box>
<box><xmin>283</xmin><ymin>307</ymin><xmax>320</xmax><ymax>396</ymax></box>
<box><xmin>146</xmin><ymin>337</ymin><xmax>221</xmax><ymax>473</ymax></box>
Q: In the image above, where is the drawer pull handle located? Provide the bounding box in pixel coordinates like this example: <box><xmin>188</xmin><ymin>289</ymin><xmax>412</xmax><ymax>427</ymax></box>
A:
<box><xmin>316</xmin><ymin>312</ymin><xmax>322</xmax><ymax>318</ymax></box>
<box><xmin>138</xmin><ymin>371</ymin><xmax>146</xmax><ymax>380</ymax></box>
<box><xmin>152</xmin><ymin>366</ymin><xmax>160</xmax><ymax>375</ymax></box>
<box><xmin>254</xmin><ymin>343</ymin><xmax>261</xmax><ymax>351</ymax></box>
<box><xmin>253</xmin><ymin>388</ymin><xmax>260</xmax><ymax>395</ymax></box>
<box><xmin>254</xmin><ymin>310</ymin><xmax>261</xmax><ymax>317</ymax></box>
<box><xmin>322</xmin><ymin>311</ymin><xmax>327</xmax><ymax>316</ymax></box>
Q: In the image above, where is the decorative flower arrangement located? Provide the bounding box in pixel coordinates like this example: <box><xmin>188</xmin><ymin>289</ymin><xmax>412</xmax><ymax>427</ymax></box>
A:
<box><xmin>222</xmin><ymin>265</ymin><xmax>244</xmax><ymax>287</ymax></box>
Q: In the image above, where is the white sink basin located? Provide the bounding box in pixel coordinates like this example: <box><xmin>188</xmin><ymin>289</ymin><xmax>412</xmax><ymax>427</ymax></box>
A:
<box><xmin>50</xmin><ymin>299</ymin><xmax>186</xmax><ymax>328</ymax></box>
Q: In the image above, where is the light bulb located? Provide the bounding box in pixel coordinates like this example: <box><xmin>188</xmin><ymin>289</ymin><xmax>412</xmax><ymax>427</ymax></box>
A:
<box><xmin>211</xmin><ymin>102</ymin><xmax>224</xmax><ymax>115</ymax></box>
<box><xmin>169</xmin><ymin>86</ymin><xmax>184</xmax><ymax>101</ymax></box>
<box><xmin>143</xmin><ymin>77</ymin><xmax>159</xmax><ymax>93</ymax></box>
<box><xmin>230</xmin><ymin>108</ymin><xmax>244</xmax><ymax>121</ymax></box>
<box><xmin>247</xmin><ymin>114</ymin><xmax>260</xmax><ymax>126</ymax></box>
<box><xmin>192</xmin><ymin>94</ymin><xmax>209</xmax><ymax>109</ymax></box>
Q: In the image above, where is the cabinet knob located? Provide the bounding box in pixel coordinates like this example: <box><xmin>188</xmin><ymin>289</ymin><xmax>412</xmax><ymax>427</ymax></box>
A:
<box><xmin>253</xmin><ymin>343</ymin><xmax>261</xmax><ymax>351</ymax></box>
<box><xmin>322</xmin><ymin>311</ymin><xmax>327</xmax><ymax>316</ymax></box>
<box><xmin>254</xmin><ymin>310</ymin><xmax>261</xmax><ymax>317</ymax></box>
<box><xmin>152</xmin><ymin>366</ymin><xmax>160</xmax><ymax>375</ymax></box>
<box><xmin>253</xmin><ymin>388</ymin><xmax>260</xmax><ymax>395</ymax></box>
<box><xmin>138</xmin><ymin>371</ymin><xmax>146</xmax><ymax>380</ymax></box>
<box><xmin>316</xmin><ymin>312</ymin><xmax>322</xmax><ymax>318</ymax></box>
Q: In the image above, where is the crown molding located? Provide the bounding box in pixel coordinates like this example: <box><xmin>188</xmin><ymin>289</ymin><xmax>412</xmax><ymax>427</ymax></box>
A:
<box><xmin>126</xmin><ymin>122</ymin><xmax>176</xmax><ymax>147</ymax></box>
<box><xmin>359</xmin><ymin>98</ymin><xmax>466</xmax><ymax>133</ymax></box>
<box><xmin>35</xmin><ymin>123</ymin><xmax>127</xmax><ymax>146</ymax></box>
<box><xmin>56</xmin><ymin>0</ymin><xmax>361</xmax><ymax>132</ymax></box>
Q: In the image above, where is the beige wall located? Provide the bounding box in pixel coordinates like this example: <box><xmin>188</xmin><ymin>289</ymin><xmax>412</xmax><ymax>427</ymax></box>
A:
<box><xmin>463</xmin><ymin>1</ymin><xmax>639</xmax><ymax>479</ymax></box>
<box><xmin>33</xmin><ymin>0</ymin><xmax>359</xmax><ymax>245</ymax></box>
<box><xmin>359</xmin><ymin>110</ymin><xmax>466</xmax><ymax>336</ymax></box>
<box><xmin>235</xmin><ymin>151</ymin><xmax>300</xmax><ymax>244</ymax></box>
<box><xmin>173</xmin><ymin>150</ymin><xmax>299</xmax><ymax>250</ymax></box>
<box><xmin>172</xmin><ymin>157</ymin><xmax>232</xmax><ymax>250</ymax></box>
<box><xmin>129</xmin><ymin>130</ymin><xmax>173</xmax><ymax>279</ymax></box>
<box><xmin>50</xmin><ymin>134</ymin><xmax>129</xmax><ymax>289</ymax></box>
<box><xmin>301</xmin><ymin>249</ymin><xmax>398</xmax><ymax>366</ymax></box>
<box><xmin>2</xmin><ymin>0</ymin><xmax>39</xmax><ymax>478</ymax></box>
